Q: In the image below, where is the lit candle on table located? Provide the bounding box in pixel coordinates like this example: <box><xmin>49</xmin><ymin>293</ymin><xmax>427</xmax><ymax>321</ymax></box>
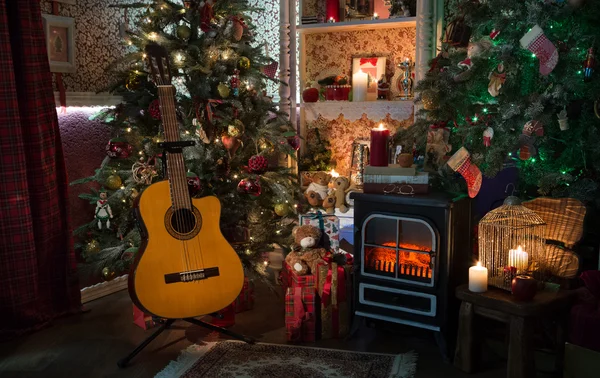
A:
<box><xmin>469</xmin><ymin>262</ymin><xmax>488</xmax><ymax>293</ymax></box>
<box><xmin>508</xmin><ymin>245</ymin><xmax>529</xmax><ymax>272</ymax></box>
<box><xmin>352</xmin><ymin>69</ymin><xmax>368</xmax><ymax>102</ymax></box>
<box><xmin>370</xmin><ymin>123</ymin><xmax>390</xmax><ymax>167</ymax></box>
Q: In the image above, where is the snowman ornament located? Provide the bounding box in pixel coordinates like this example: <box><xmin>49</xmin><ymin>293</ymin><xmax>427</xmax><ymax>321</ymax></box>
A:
<box><xmin>95</xmin><ymin>191</ymin><xmax>113</xmax><ymax>230</ymax></box>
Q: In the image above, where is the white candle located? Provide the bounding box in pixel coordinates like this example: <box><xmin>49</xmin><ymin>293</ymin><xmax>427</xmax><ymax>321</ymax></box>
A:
<box><xmin>508</xmin><ymin>245</ymin><xmax>529</xmax><ymax>272</ymax></box>
<box><xmin>469</xmin><ymin>262</ymin><xmax>488</xmax><ymax>293</ymax></box>
<box><xmin>353</xmin><ymin>70</ymin><xmax>368</xmax><ymax>102</ymax></box>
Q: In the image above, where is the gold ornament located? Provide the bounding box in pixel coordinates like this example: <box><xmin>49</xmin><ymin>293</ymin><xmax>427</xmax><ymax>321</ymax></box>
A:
<box><xmin>176</xmin><ymin>24</ymin><xmax>191</xmax><ymax>40</ymax></box>
<box><xmin>421</xmin><ymin>89</ymin><xmax>440</xmax><ymax>110</ymax></box>
<box><xmin>238</xmin><ymin>56</ymin><xmax>251</xmax><ymax>70</ymax></box>
<box><xmin>217</xmin><ymin>82</ymin><xmax>230</xmax><ymax>98</ymax></box>
<box><xmin>105</xmin><ymin>174</ymin><xmax>123</xmax><ymax>190</ymax></box>
<box><xmin>84</xmin><ymin>239</ymin><xmax>101</xmax><ymax>256</ymax></box>
<box><xmin>228</xmin><ymin>119</ymin><xmax>245</xmax><ymax>137</ymax></box>
<box><xmin>102</xmin><ymin>267</ymin><xmax>116</xmax><ymax>281</ymax></box>
<box><xmin>274</xmin><ymin>203</ymin><xmax>291</xmax><ymax>217</ymax></box>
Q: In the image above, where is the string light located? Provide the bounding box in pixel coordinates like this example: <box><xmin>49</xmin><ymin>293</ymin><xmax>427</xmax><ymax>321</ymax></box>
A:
<box><xmin>176</xmin><ymin>54</ymin><xmax>184</xmax><ymax>62</ymax></box>
<box><xmin>126</xmin><ymin>127</ymin><xmax>132</xmax><ymax>132</ymax></box>
<box><xmin>185</xmin><ymin>130</ymin><xmax>190</xmax><ymax>135</ymax></box>
<box><xmin>134</xmin><ymin>70</ymin><xmax>140</xmax><ymax>74</ymax></box>
<box><xmin>120</xmin><ymin>186</ymin><xmax>125</xmax><ymax>190</ymax></box>
<box><xmin>142</xmin><ymin>53</ymin><xmax>147</xmax><ymax>59</ymax></box>
<box><xmin>483</xmin><ymin>108</ymin><xmax>488</xmax><ymax>113</ymax></box>
<box><xmin>138</xmin><ymin>151</ymin><xmax>143</xmax><ymax>155</ymax></box>
<box><xmin>127</xmin><ymin>40</ymin><xmax>133</xmax><ymax>46</ymax></box>
<box><xmin>149</xmin><ymin>32</ymin><xmax>158</xmax><ymax>40</ymax></box>
<box><xmin>180</xmin><ymin>8</ymin><xmax>186</xmax><ymax>14</ymax></box>
<box><xmin>531</xmin><ymin>53</ymin><xmax>536</xmax><ymax>58</ymax></box>
<box><xmin>146</xmin><ymin>18</ymin><xmax>152</xmax><ymax>24</ymax></box>
<box><xmin>233</xmin><ymin>174</ymin><xmax>239</xmax><ymax>179</ymax></box>
<box><xmin>122</xmin><ymin>199</ymin><xmax>126</xmax><ymax>203</ymax></box>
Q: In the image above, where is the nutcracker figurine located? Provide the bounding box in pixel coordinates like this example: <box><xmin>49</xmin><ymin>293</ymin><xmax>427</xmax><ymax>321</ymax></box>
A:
<box><xmin>583</xmin><ymin>47</ymin><xmax>595</xmax><ymax>82</ymax></box>
<box><xmin>231</xmin><ymin>69</ymin><xmax>240</xmax><ymax>97</ymax></box>
<box><xmin>95</xmin><ymin>190</ymin><xmax>113</xmax><ymax>230</ymax></box>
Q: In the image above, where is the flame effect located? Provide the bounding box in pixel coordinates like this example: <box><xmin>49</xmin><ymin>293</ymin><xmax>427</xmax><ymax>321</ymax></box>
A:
<box><xmin>366</xmin><ymin>242</ymin><xmax>432</xmax><ymax>278</ymax></box>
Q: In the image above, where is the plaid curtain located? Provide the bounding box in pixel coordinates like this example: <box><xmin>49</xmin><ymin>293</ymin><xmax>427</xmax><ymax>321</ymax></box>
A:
<box><xmin>0</xmin><ymin>0</ymin><xmax>80</xmax><ymax>340</ymax></box>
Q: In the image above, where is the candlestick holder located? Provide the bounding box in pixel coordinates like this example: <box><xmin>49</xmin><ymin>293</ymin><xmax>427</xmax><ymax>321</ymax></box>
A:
<box><xmin>396</xmin><ymin>58</ymin><xmax>414</xmax><ymax>100</ymax></box>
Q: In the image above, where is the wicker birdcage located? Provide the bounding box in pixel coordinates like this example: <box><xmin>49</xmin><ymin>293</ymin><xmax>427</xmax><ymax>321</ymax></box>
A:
<box><xmin>478</xmin><ymin>196</ymin><xmax>547</xmax><ymax>290</ymax></box>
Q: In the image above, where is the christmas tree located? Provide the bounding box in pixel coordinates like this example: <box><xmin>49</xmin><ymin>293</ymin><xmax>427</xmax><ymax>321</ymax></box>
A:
<box><xmin>396</xmin><ymin>0</ymin><xmax>600</xmax><ymax>203</ymax></box>
<box><xmin>72</xmin><ymin>0</ymin><xmax>300</xmax><ymax>281</ymax></box>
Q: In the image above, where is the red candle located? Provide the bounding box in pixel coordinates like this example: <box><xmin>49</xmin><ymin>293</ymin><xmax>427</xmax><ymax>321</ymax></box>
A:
<box><xmin>326</xmin><ymin>0</ymin><xmax>339</xmax><ymax>22</ymax></box>
<box><xmin>370</xmin><ymin>123</ymin><xmax>390</xmax><ymax>167</ymax></box>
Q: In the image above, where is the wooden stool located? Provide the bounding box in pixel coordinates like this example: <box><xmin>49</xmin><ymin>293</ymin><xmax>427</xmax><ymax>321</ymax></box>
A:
<box><xmin>454</xmin><ymin>285</ymin><xmax>574</xmax><ymax>378</ymax></box>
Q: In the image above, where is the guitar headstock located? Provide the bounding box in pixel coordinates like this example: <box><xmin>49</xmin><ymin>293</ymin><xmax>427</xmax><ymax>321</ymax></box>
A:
<box><xmin>145</xmin><ymin>44</ymin><xmax>172</xmax><ymax>86</ymax></box>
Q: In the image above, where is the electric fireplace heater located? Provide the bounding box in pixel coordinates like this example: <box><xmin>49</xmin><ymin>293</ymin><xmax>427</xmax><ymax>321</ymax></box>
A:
<box><xmin>351</xmin><ymin>193</ymin><xmax>472</xmax><ymax>353</ymax></box>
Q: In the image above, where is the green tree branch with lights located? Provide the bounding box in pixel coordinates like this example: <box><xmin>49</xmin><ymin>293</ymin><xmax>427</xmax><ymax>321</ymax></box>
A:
<box><xmin>72</xmin><ymin>0</ymin><xmax>301</xmax><ymax>281</ymax></box>
<box><xmin>395</xmin><ymin>0</ymin><xmax>600</xmax><ymax>203</ymax></box>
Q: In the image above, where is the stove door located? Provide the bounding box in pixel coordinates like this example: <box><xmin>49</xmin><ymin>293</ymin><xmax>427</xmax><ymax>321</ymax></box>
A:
<box><xmin>362</xmin><ymin>214</ymin><xmax>437</xmax><ymax>287</ymax></box>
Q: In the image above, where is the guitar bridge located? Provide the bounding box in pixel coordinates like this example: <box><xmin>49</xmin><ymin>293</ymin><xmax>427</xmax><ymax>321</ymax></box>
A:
<box><xmin>164</xmin><ymin>267</ymin><xmax>220</xmax><ymax>284</ymax></box>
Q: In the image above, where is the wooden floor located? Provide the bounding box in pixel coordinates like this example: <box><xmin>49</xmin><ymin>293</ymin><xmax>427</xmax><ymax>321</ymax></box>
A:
<box><xmin>0</xmin><ymin>281</ymin><xmax>559</xmax><ymax>378</ymax></box>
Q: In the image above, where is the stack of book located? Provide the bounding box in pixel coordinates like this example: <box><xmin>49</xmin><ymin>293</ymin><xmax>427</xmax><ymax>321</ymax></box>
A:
<box><xmin>363</xmin><ymin>165</ymin><xmax>429</xmax><ymax>195</ymax></box>
<box><xmin>301</xmin><ymin>16</ymin><xmax>319</xmax><ymax>25</ymax></box>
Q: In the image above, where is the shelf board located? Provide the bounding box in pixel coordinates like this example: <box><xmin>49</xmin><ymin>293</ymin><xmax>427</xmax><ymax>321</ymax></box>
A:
<box><xmin>302</xmin><ymin>100</ymin><xmax>415</xmax><ymax>122</ymax></box>
<box><xmin>297</xmin><ymin>17</ymin><xmax>417</xmax><ymax>34</ymax></box>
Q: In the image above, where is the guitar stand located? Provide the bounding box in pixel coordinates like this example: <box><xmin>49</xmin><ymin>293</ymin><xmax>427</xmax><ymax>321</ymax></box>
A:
<box><xmin>117</xmin><ymin>316</ymin><xmax>255</xmax><ymax>368</ymax></box>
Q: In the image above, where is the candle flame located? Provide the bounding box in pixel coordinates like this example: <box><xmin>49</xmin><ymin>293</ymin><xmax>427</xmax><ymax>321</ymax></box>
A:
<box><xmin>378</xmin><ymin>123</ymin><xmax>385</xmax><ymax>130</ymax></box>
<box><xmin>330</xmin><ymin>169</ymin><xmax>340</xmax><ymax>178</ymax></box>
<box><xmin>374</xmin><ymin>12</ymin><xmax>378</xmax><ymax>17</ymax></box>
<box><xmin>517</xmin><ymin>245</ymin><xmax>523</xmax><ymax>252</ymax></box>
<box><xmin>476</xmin><ymin>261</ymin><xmax>482</xmax><ymax>267</ymax></box>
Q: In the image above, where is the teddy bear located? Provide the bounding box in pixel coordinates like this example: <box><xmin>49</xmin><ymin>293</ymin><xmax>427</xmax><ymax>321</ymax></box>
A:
<box><xmin>331</xmin><ymin>176</ymin><xmax>353</xmax><ymax>213</ymax></box>
<box><xmin>322</xmin><ymin>192</ymin><xmax>337</xmax><ymax>215</ymax></box>
<box><xmin>285</xmin><ymin>225</ymin><xmax>327</xmax><ymax>275</ymax></box>
<box><xmin>304</xmin><ymin>172</ymin><xmax>331</xmax><ymax>207</ymax></box>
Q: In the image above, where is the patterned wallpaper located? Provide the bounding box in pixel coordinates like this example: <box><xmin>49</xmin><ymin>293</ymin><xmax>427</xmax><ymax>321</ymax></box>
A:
<box><xmin>304</xmin><ymin>26</ymin><xmax>416</xmax><ymax>85</ymax></box>
<box><xmin>42</xmin><ymin>0</ymin><xmax>281</xmax><ymax>96</ymax></box>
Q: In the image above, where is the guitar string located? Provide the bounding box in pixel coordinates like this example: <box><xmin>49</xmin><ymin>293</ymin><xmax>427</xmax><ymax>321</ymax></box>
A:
<box><xmin>162</xmin><ymin>86</ymin><xmax>192</xmax><ymax>273</ymax></box>
<box><xmin>159</xmin><ymin>86</ymin><xmax>188</xmax><ymax>273</ymax></box>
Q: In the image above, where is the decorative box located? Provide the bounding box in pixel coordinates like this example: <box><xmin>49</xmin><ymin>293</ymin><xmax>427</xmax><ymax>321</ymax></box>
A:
<box><xmin>281</xmin><ymin>260</ymin><xmax>317</xmax><ymax>292</ymax></box>
<box><xmin>316</xmin><ymin>257</ymin><xmax>353</xmax><ymax>339</ymax></box>
<box><xmin>133</xmin><ymin>304</ymin><xmax>158</xmax><ymax>330</ymax></box>
<box><xmin>285</xmin><ymin>286</ymin><xmax>318</xmax><ymax>343</ymax></box>
<box><xmin>299</xmin><ymin>211</ymin><xmax>340</xmax><ymax>252</ymax></box>
<box><xmin>234</xmin><ymin>277</ymin><xmax>255</xmax><ymax>313</ymax></box>
<box><xmin>334</xmin><ymin>208</ymin><xmax>354</xmax><ymax>229</ymax></box>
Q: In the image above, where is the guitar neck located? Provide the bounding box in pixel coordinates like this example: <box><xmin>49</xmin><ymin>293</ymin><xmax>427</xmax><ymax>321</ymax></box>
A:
<box><xmin>157</xmin><ymin>85</ymin><xmax>190</xmax><ymax>209</ymax></box>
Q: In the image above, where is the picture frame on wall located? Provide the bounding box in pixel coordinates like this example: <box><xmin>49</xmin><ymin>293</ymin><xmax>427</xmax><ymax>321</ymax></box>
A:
<box><xmin>41</xmin><ymin>14</ymin><xmax>76</xmax><ymax>73</ymax></box>
<box><xmin>352</xmin><ymin>56</ymin><xmax>386</xmax><ymax>101</ymax></box>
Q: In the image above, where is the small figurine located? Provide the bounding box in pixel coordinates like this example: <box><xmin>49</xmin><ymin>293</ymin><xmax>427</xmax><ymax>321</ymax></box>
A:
<box><xmin>488</xmin><ymin>63</ymin><xmax>506</xmax><ymax>97</ymax></box>
<box><xmin>95</xmin><ymin>190</ymin><xmax>113</xmax><ymax>230</ymax></box>
<box><xmin>377</xmin><ymin>74</ymin><xmax>390</xmax><ymax>100</ymax></box>
<box><xmin>583</xmin><ymin>47</ymin><xmax>595</xmax><ymax>82</ymax></box>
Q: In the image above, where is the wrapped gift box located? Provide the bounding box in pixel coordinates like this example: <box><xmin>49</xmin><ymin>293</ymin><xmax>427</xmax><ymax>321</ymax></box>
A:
<box><xmin>133</xmin><ymin>304</ymin><xmax>158</xmax><ymax>330</ymax></box>
<box><xmin>316</xmin><ymin>259</ymin><xmax>353</xmax><ymax>339</ymax></box>
<box><xmin>281</xmin><ymin>260</ymin><xmax>317</xmax><ymax>291</ymax></box>
<box><xmin>299</xmin><ymin>211</ymin><xmax>340</xmax><ymax>252</ymax></box>
<box><xmin>234</xmin><ymin>277</ymin><xmax>255</xmax><ymax>313</ymax></box>
<box><xmin>334</xmin><ymin>208</ymin><xmax>354</xmax><ymax>229</ymax></box>
<box><xmin>285</xmin><ymin>286</ymin><xmax>318</xmax><ymax>343</ymax></box>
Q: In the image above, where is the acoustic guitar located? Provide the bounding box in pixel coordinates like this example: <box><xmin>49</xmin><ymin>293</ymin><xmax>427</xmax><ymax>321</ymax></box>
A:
<box><xmin>129</xmin><ymin>45</ymin><xmax>244</xmax><ymax>319</ymax></box>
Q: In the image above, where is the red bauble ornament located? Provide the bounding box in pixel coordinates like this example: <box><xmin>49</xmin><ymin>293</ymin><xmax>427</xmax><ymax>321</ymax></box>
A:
<box><xmin>106</xmin><ymin>137</ymin><xmax>133</xmax><ymax>159</ymax></box>
<box><xmin>287</xmin><ymin>135</ymin><xmax>301</xmax><ymax>151</ymax></box>
<box><xmin>237</xmin><ymin>178</ymin><xmax>262</xmax><ymax>197</ymax></box>
<box><xmin>187</xmin><ymin>172</ymin><xmax>202</xmax><ymax>196</ymax></box>
<box><xmin>511</xmin><ymin>275</ymin><xmax>538</xmax><ymax>301</ymax></box>
<box><xmin>248</xmin><ymin>155</ymin><xmax>268</xmax><ymax>173</ymax></box>
<box><xmin>148</xmin><ymin>99</ymin><xmax>161</xmax><ymax>120</ymax></box>
<box><xmin>302</xmin><ymin>87</ymin><xmax>319</xmax><ymax>103</ymax></box>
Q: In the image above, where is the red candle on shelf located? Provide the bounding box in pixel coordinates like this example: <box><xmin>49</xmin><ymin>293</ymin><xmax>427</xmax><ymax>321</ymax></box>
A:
<box><xmin>370</xmin><ymin>123</ymin><xmax>390</xmax><ymax>167</ymax></box>
<box><xmin>326</xmin><ymin>0</ymin><xmax>339</xmax><ymax>22</ymax></box>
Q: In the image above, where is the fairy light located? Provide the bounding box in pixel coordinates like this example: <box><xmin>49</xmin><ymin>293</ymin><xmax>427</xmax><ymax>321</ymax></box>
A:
<box><xmin>176</xmin><ymin>54</ymin><xmax>184</xmax><ymax>62</ymax></box>
<box><xmin>531</xmin><ymin>53</ymin><xmax>536</xmax><ymax>58</ymax></box>
<box><xmin>472</xmin><ymin>116</ymin><xmax>479</xmax><ymax>122</ymax></box>
<box><xmin>138</xmin><ymin>151</ymin><xmax>143</xmax><ymax>155</ymax></box>
<box><xmin>146</xmin><ymin>18</ymin><xmax>152</xmax><ymax>24</ymax></box>
<box><xmin>180</xmin><ymin>8</ymin><xmax>186</xmax><ymax>14</ymax></box>
<box><xmin>483</xmin><ymin>108</ymin><xmax>488</xmax><ymax>113</ymax></box>
<box><xmin>531</xmin><ymin>158</ymin><xmax>537</xmax><ymax>163</ymax></box>
<box><xmin>294</xmin><ymin>204</ymin><xmax>298</xmax><ymax>208</ymax></box>
<box><xmin>263</xmin><ymin>260</ymin><xmax>269</xmax><ymax>266</ymax></box>
<box><xmin>120</xmin><ymin>186</ymin><xmax>125</xmax><ymax>190</ymax></box>
<box><xmin>127</xmin><ymin>40</ymin><xmax>133</xmax><ymax>46</ymax></box>
<box><xmin>222</xmin><ymin>52</ymin><xmax>229</xmax><ymax>60</ymax></box>
<box><xmin>126</xmin><ymin>127</ymin><xmax>132</xmax><ymax>132</ymax></box>
<box><xmin>134</xmin><ymin>70</ymin><xmax>140</xmax><ymax>74</ymax></box>
<box><xmin>561</xmin><ymin>171</ymin><xmax>567</xmax><ymax>175</ymax></box>
<box><xmin>142</xmin><ymin>53</ymin><xmax>147</xmax><ymax>59</ymax></box>
<box><xmin>122</xmin><ymin>199</ymin><xmax>126</xmax><ymax>203</ymax></box>
<box><xmin>233</xmin><ymin>174</ymin><xmax>239</xmax><ymax>179</ymax></box>
<box><xmin>149</xmin><ymin>32</ymin><xmax>158</xmax><ymax>40</ymax></box>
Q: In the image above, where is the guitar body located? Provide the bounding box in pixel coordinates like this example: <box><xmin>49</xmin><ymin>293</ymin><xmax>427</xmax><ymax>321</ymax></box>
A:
<box><xmin>130</xmin><ymin>180</ymin><xmax>244</xmax><ymax>319</ymax></box>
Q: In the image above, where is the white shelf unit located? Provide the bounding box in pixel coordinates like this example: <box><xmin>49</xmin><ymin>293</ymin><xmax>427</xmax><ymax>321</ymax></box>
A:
<box><xmin>302</xmin><ymin>100</ymin><xmax>415</xmax><ymax>123</ymax></box>
<box><xmin>297</xmin><ymin>17</ymin><xmax>417</xmax><ymax>34</ymax></box>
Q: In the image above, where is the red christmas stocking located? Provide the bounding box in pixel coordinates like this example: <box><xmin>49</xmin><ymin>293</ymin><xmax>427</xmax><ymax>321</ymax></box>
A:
<box><xmin>520</xmin><ymin>25</ymin><xmax>558</xmax><ymax>76</ymax></box>
<box><xmin>447</xmin><ymin>147</ymin><xmax>482</xmax><ymax>198</ymax></box>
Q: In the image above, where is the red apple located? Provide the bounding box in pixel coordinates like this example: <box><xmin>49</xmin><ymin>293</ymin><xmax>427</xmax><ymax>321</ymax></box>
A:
<box><xmin>511</xmin><ymin>275</ymin><xmax>538</xmax><ymax>301</ymax></box>
<box><xmin>302</xmin><ymin>87</ymin><xmax>319</xmax><ymax>103</ymax></box>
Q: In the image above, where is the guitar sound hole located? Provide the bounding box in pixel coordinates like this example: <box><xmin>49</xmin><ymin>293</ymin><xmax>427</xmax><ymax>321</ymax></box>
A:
<box><xmin>170</xmin><ymin>209</ymin><xmax>196</xmax><ymax>234</ymax></box>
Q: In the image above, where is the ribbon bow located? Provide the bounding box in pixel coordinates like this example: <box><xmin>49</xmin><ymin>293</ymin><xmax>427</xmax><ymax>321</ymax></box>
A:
<box><xmin>360</xmin><ymin>57</ymin><xmax>379</xmax><ymax>66</ymax></box>
<box><xmin>306</xmin><ymin>211</ymin><xmax>325</xmax><ymax>231</ymax></box>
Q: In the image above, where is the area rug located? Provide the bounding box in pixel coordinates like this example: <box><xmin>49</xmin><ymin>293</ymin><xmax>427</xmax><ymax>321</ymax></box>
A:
<box><xmin>155</xmin><ymin>340</ymin><xmax>417</xmax><ymax>378</ymax></box>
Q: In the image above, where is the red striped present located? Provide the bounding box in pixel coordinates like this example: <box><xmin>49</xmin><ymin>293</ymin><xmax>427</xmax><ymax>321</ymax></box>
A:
<box><xmin>285</xmin><ymin>286</ymin><xmax>317</xmax><ymax>342</ymax></box>
<box><xmin>281</xmin><ymin>261</ymin><xmax>317</xmax><ymax>291</ymax></box>
<box><xmin>234</xmin><ymin>277</ymin><xmax>255</xmax><ymax>313</ymax></box>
